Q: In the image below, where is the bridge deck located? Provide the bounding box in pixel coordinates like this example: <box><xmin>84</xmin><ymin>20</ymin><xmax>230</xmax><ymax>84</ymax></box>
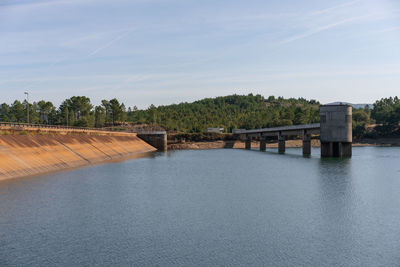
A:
<box><xmin>234</xmin><ymin>123</ymin><xmax>320</xmax><ymax>135</ymax></box>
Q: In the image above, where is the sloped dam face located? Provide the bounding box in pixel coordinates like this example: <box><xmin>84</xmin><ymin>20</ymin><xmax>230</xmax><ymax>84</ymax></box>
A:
<box><xmin>0</xmin><ymin>133</ymin><xmax>156</xmax><ymax>180</ymax></box>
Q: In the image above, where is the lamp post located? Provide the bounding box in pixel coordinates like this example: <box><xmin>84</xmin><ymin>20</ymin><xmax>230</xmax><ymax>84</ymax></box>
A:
<box><xmin>24</xmin><ymin>91</ymin><xmax>29</xmax><ymax>124</ymax></box>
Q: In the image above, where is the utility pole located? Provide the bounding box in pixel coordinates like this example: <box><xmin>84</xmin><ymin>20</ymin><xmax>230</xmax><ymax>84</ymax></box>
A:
<box><xmin>24</xmin><ymin>91</ymin><xmax>29</xmax><ymax>124</ymax></box>
<box><xmin>66</xmin><ymin>108</ymin><xmax>69</xmax><ymax>126</ymax></box>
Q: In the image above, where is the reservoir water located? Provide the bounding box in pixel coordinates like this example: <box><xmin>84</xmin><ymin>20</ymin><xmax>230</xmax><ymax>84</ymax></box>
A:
<box><xmin>1</xmin><ymin>147</ymin><xmax>400</xmax><ymax>266</ymax></box>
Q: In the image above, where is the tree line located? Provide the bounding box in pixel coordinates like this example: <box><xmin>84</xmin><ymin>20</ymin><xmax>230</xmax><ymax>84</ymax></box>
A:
<box><xmin>0</xmin><ymin>94</ymin><xmax>320</xmax><ymax>131</ymax></box>
<box><xmin>129</xmin><ymin>94</ymin><xmax>320</xmax><ymax>132</ymax></box>
<box><xmin>352</xmin><ymin>96</ymin><xmax>400</xmax><ymax>138</ymax></box>
<box><xmin>0</xmin><ymin>96</ymin><xmax>126</xmax><ymax>128</ymax></box>
<box><xmin>0</xmin><ymin>94</ymin><xmax>399</xmax><ymax>137</ymax></box>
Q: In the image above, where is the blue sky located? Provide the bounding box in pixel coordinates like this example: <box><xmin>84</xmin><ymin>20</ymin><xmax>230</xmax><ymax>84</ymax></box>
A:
<box><xmin>0</xmin><ymin>0</ymin><xmax>399</xmax><ymax>108</ymax></box>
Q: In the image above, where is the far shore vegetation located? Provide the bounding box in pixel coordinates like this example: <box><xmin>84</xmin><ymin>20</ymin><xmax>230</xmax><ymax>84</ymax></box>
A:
<box><xmin>1</xmin><ymin>94</ymin><xmax>399</xmax><ymax>139</ymax></box>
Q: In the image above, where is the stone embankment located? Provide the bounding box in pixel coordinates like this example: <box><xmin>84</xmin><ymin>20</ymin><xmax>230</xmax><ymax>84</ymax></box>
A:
<box><xmin>0</xmin><ymin>129</ymin><xmax>156</xmax><ymax>180</ymax></box>
<box><xmin>167</xmin><ymin>139</ymin><xmax>397</xmax><ymax>150</ymax></box>
<box><xmin>168</xmin><ymin>139</ymin><xmax>321</xmax><ymax>150</ymax></box>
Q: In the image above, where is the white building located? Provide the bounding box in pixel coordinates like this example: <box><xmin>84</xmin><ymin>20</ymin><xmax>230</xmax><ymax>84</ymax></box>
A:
<box><xmin>206</xmin><ymin>128</ymin><xmax>224</xmax><ymax>133</ymax></box>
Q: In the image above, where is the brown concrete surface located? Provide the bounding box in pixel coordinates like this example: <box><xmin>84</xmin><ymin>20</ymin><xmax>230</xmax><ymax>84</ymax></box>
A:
<box><xmin>0</xmin><ymin>133</ymin><xmax>156</xmax><ymax>180</ymax></box>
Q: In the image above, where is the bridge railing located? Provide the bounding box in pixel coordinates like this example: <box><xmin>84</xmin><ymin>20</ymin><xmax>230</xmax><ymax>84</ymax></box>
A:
<box><xmin>233</xmin><ymin>123</ymin><xmax>320</xmax><ymax>135</ymax></box>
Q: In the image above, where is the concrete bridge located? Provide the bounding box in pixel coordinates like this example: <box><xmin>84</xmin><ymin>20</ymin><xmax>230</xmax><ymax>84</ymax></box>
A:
<box><xmin>234</xmin><ymin>104</ymin><xmax>352</xmax><ymax>157</ymax></box>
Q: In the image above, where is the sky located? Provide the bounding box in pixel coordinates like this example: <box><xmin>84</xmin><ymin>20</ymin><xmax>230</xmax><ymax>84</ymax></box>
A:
<box><xmin>0</xmin><ymin>0</ymin><xmax>399</xmax><ymax>108</ymax></box>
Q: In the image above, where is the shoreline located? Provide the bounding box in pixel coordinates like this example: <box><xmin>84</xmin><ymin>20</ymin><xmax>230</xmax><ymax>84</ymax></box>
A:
<box><xmin>168</xmin><ymin>138</ymin><xmax>400</xmax><ymax>150</ymax></box>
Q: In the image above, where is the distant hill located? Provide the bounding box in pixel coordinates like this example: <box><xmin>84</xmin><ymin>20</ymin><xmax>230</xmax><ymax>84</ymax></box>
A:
<box><xmin>128</xmin><ymin>96</ymin><xmax>377</xmax><ymax>133</ymax></box>
<box><xmin>128</xmin><ymin>94</ymin><xmax>320</xmax><ymax>133</ymax></box>
<box><xmin>352</xmin><ymin>104</ymin><xmax>373</xmax><ymax>109</ymax></box>
<box><xmin>325</xmin><ymin>102</ymin><xmax>373</xmax><ymax>109</ymax></box>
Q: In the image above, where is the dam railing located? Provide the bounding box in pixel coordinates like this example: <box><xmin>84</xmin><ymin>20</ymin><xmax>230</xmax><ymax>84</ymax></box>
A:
<box><xmin>0</xmin><ymin>122</ymin><xmax>166</xmax><ymax>134</ymax></box>
<box><xmin>0</xmin><ymin>121</ymin><xmax>111</xmax><ymax>132</ymax></box>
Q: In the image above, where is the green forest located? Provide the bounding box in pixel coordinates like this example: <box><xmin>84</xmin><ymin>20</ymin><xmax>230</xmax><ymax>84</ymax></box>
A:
<box><xmin>1</xmin><ymin>94</ymin><xmax>399</xmax><ymax>138</ymax></box>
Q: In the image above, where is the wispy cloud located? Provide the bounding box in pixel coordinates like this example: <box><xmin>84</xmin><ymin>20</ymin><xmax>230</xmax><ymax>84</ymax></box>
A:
<box><xmin>280</xmin><ymin>16</ymin><xmax>361</xmax><ymax>44</ymax></box>
<box><xmin>310</xmin><ymin>0</ymin><xmax>361</xmax><ymax>16</ymax></box>
<box><xmin>1</xmin><ymin>0</ymin><xmax>399</xmax><ymax>106</ymax></box>
<box><xmin>1</xmin><ymin>0</ymin><xmax>99</xmax><ymax>9</ymax></box>
<box><xmin>87</xmin><ymin>29</ymin><xmax>133</xmax><ymax>57</ymax></box>
<box><xmin>274</xmin><ymin>0</ymin><xmax>381</xmax><ymax>45</ymax></box>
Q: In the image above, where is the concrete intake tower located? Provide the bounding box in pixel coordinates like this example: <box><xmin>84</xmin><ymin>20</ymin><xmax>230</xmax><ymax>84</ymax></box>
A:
<box><xmin>320</xmin><ymin>104</ymin><xmax>352</xmax><ymax>157</ymax></box>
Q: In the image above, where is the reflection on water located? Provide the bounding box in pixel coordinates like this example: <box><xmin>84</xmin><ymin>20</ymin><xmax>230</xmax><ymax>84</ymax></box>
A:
<box><xmin>1</xmin><ymin>147</ymin><xmax>400</xmax><ymax>266</ymax></box>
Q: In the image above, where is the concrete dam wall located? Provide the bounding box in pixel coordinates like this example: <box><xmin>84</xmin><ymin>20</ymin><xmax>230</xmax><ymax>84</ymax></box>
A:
<box><xmin>0</xmin><ymin>132</ymin><xmax>156</xmax><ymax>180</ymax></box>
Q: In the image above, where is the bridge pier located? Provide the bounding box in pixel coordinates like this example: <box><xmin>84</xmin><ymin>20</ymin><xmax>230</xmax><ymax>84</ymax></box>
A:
<box><xmin>245</xmin><ymin>136</ymin><xmax>251</xmax><ymax>150</ymax></box>
<box><xmin>260</xmin><ymin>135</ymin><xmax>266</xmax><ymax>151</ymax></box>
<box><xmin>278</xmin><ymin>133</ymin><xmax>285</xmax><ymax>153</ymax></box>
<box><xmin>321</xmin><ymin>142</ymin><xmax>352</xmax><ymax>157</ymax></box>
<box><xmin>302</xmin><ymin>131</ymin><xmax>311</xmax><ymax>155</ymax></box>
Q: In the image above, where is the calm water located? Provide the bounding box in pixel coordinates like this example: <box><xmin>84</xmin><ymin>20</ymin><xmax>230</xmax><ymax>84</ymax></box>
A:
<box><xmin>1</xmin><ymin>147</ymin><xmax>400</xmax><ymax>266</ymax></box>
